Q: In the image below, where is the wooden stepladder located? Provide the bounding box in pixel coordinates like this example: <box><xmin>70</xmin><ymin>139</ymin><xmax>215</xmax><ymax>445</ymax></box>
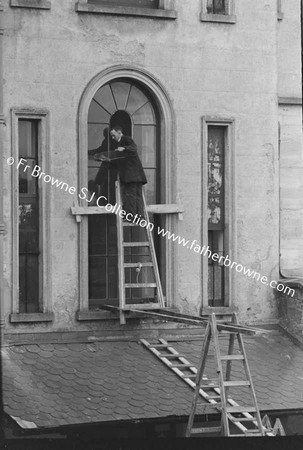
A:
<box><xmin>186</xmin><ymin>313</ymin><xmax>265</xmax><ymax>437</ymax></box>
<box><xmin>116</xmin><ymin>180</ymin><xmax>165</xmax><ymax>324</ymax></box>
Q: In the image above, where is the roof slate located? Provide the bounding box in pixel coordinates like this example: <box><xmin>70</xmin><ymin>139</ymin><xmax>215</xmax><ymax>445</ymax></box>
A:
<box><xmin>3</xmin><ymin>330</ymin><xmax>303</xmax><ymax>429</ymax></box>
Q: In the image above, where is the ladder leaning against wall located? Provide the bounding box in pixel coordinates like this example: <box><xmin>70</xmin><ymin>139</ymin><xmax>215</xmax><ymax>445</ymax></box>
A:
<box><xmin>115</xmin><ymin>179</ymin><xmax>165</xmax><ymax>324</ymax></box>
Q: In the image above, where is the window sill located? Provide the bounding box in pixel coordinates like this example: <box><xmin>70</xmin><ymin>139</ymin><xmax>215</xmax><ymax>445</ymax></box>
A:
<box><xmin>10</xmin><ymin>0</ymin><xmax>51</xmax><ymax>9</ymax></box>
<box><xmin>10</xmin><ymin>312</ymin><xmax>54</xmax><ymax>323</ymax></box>
<box><xmin>75</xmin><ymin>3</ymin><xmax>177</xmax><ymax>19</ymax></box>
<box><xmin>200</xmin><ymin>306</ymin><xmax>236</xmax><ymax>316</ymax></box>
<box><xmin>77</xmin><ymin>310</ymin><xmax>119</xmax><ymax>321</ymax></box>
<box><xmin>200</xmin><ymin>13</ymin><xmax>236</xmax><ymax>24</ymax></box>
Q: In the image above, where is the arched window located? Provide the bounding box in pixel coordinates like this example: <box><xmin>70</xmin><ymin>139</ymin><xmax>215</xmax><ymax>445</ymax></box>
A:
<box><xmin>87</xmin><ymin>79</ymin><xmax>160</xmax><ymax>309</ymax></box>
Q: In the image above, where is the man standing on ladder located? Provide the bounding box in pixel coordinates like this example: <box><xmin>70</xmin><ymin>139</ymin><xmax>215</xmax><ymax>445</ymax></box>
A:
<box><xmin>98</xmin><ymin>125</ymin><xmax>147</xmax><ymax>219</ymax></box>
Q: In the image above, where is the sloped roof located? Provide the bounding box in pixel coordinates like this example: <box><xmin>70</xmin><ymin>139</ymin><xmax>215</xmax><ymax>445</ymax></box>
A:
<box><xmin>2</xmin><ymin>329</ymin><xmax>303</xmax><ymax>429</ymax></box>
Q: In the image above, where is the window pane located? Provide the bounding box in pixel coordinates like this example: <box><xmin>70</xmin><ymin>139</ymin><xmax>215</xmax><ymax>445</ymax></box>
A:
<box><xmin>19</xmin><ymin>121</ymin><xmax>37</xmax><ymax>158</ymax></box>
<box><xmin>111</xmin><ymin>82</ymin><xmax>131</xmax><ymax>110</ymax></box>
<box><xmin>208</xmin><ymin>126</ymin><xmax>224</xmax><ymax>229</ymax></box>
<box><xmin>88</xmin><ymin>0</ymin><xmax>159</xmax><ymax>8</ymax></box>
<box><xmin>94</xmin><ymin>84</ymin><xmax>116</xmax><ymax>115</ymax></box>
<box><xmin>132</xmin><ymin>102</ymin><xmax>155</xmax><ymax>124</ymax></box>
<box><xmin>207</xmin><ymin>0</ymin><xmax>226</xmax><ymax>14</ymax></box>
<box><xmin>88</xmin><ymin>99</ymin><xmax>110</xmax><ymax>123</ymax></box>
<box><xmin>126</xmin><ymin>85</ymin><xmax>148</xmax><ymax>115</ymax></box>
<box><xmin>133</xmin><ymin>125</ymin><xmax>156</xmax><ymax>168</ymax></box>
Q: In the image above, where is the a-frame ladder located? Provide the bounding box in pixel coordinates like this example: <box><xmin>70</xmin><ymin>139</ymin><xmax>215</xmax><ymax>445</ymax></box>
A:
<box><xmin>116</xmin><ymin>180</ymin><xmax>165</xmax><ymax>324</ymax></box>
<box><xmin>186</xmin><ymin>313</ymin><xmax>265</xmax><ymax>437</ymax></box>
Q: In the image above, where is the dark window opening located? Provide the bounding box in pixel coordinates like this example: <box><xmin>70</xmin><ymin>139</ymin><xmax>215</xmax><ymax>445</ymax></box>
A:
<box><xmin>18</xmin><ymin>120</ymin><xmax>41</xmax><ymax>313</ymax></box>
<box><xmin>207</xmin><ymin>0</ymin><xmax>226</xmax><ymax>14</ymax></box>
<box><xmin>87</xmin><ymin>0</ymin><xmax>159</xmax><ymax>9</ymax></box>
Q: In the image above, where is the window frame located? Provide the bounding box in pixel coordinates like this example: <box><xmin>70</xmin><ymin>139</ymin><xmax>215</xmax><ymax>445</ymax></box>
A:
<box><xmin>74</xmin><ymin>67</ymin><xmax>179</xmax><ymax>321</ymax></box>
<box><xmin>10</xmin><ymin>109</ymin><xmax>53</xmax><ymax>323</ymax></box>
<box><xmin>10</xmin><ymin>0</ymin><xmax>51</xmax><ymax>9</ymax></box>
<box><xmin>200</xmin><ymin>116</ymin><xmax>235</xmax><ymax>315</ymax></box>
<box><xmin>200</xmin><ymin>0</ymin><xmax>236</xmax><ymax>24</ymax></box>
<box><xmin>75</xmin><ymin>0</ymin><xmax>177</xmax><ymax>20</ymax></box>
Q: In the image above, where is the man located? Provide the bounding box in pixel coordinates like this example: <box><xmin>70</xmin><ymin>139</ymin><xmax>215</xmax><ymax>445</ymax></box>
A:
<box><xmin>99</xmin><ymin>125</ymin><xmax>147</xmax><ymax>218</ymax></box>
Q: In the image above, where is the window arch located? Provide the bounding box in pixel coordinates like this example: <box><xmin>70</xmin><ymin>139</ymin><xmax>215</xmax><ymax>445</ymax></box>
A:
<box><xmin>77</xmin><ymin>66</ymin><xmax>176</xmax><ymax>316</ymax></box>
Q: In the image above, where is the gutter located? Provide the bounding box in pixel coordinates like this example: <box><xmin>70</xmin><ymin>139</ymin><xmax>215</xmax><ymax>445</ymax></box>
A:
<box><xmin>0</xmin><ymin>0</ymin><xmax>5</xmax><ymax>440</ymax></box>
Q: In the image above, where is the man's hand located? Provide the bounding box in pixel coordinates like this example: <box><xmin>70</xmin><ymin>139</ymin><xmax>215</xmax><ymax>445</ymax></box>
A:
<box><xmin>116</xmin><ymin>147</ymin><xmax>125</xmax><ymax>152</ymax></box>
<box><xmin>97</xmin><ymin>154</ymin><xmax>110</xmax><ymax>162</ymax></box>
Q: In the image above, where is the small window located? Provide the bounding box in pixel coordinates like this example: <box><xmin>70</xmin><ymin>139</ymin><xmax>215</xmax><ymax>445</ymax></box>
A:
<box><xmin>201</xmin><ymin>117</ymin><xmax>235</xmax><ymax>313</ymax></box>
<box><xmin>10</xmin><ymin>109</ymin><xmax>53</xmax><ymax>323</ymax></box>
<box><xmin>87</xmin><ymin>0</ymin><xmax>159</xmax><ymax>8</ymax></box>
<box><xmin>207</xmin><ymin>0</ymin><xmax>227</xmax><ymax>15</ymax></box>
<box><xmin>200</xmin><ymin>0</ymin><xmax>236</xmax><ymax>23</ymax></box>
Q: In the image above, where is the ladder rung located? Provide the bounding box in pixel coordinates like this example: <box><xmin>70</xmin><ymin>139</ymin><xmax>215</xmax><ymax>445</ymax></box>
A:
<box><xmin>122</xmin><ymin>222</ymin><xmax>138</xmax><ymax>226</ymax></box>
<box><xmin>123</xmin><ymin>262</ymin><xmax>153</xmax><ymax>268</ymax></box>
<box><xmin>244</xmin><ymin>429</ymin><xmax>263</xmax><ymax>434</ymax></box>
<box><xmin>181</xmin><ymin>374</ymin><xmax>197</xmax><ymax>379</ymax></box>
<box><xmin>223</xmin><ymin>381</ymin><xmax>250</xmax><ymax>387</ymax></box>
<box><xmin>169</xmin><ymin>363</ymin><xmax>195</xmax><ymax>368</ymax></box>
<box><xmin>228</xmin><ymin>414</ymin><xmax>256</xmax><ymax>423</ymax></box>
<box><xmin>125</xmin><ymin>283</ymin><xmax>157</xmax><ymax>288</ymax></box>
<box><xmin>220</xmin><ymin>355</ymin><xmax>244</xmax><ymax>360</ymax></box>
<box><xmin>200</xmin><ymin>385</ymin><xmax>220</xmax><ymax>390</ymax></box>
<box><xmin>229</xmin><ymin>433</ymin><xmax>262</xmax><ymax>437</ymax></box>
<box><xmin>190</xmin><ymin>426</ymin><xmax>222</xmax><ymax>435</ymax></box>
<box><xmin>226</xmin><ymin>406</ymin><xmax>257</xmax><ymax>413</ymax></box>
<box><xmin>159</xmin><ymin>354</ymin><xmax>185</xmax><ymax>359</ymax></box>
<box><xmin>148</xmin><ymin>344</ymin><xmax>169</xmax><ymax>349</ymax></box>
<box><xmin>123</xmin><ymin>241</ymin><xmax>150</xmax><ymax>247</ymax></box>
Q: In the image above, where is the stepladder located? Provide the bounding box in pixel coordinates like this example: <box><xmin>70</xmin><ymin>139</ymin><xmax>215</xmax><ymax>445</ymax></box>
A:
<box><xmin>115</xmin><ymin>179</ymin><xmax>165</xmax><ymax>324</ymax></box>
<box><xmin>186</xmin><ymin>313</ymin><xmax>266</xmax><ymax>437</ymax></box>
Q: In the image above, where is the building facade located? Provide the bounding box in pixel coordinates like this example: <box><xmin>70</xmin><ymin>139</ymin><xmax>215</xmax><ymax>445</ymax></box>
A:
<box><xmin>0</xmin><ymin>0</ymin><xmax>302</xmax><ymax>334</ymax></box>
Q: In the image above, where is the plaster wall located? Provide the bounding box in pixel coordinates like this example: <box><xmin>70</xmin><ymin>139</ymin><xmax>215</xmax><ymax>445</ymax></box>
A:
<box><xmin>277</xmin><ymin>0</ymin><xmax>303</xmax><ymax>278</ymax></box>
<box><xmin>2</xmin><ymin>0</ymin><xmax>282</xmax><ymax>332</ymax></box>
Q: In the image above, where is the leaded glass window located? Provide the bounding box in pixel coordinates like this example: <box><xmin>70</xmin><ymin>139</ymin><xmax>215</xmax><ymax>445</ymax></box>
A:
<box><xmin>87</xmin><ymin>79</ymin><xmax>160</xmax><ymax>308</ymax></box>
<box><xmin>18</xmin><ymin>120</ymin><xmax>40</xmax><ymax>313</ymax></box>
<box><xmin>208</xmin><ymin>126</ymin><xmax>225</xmax><ymax>307</ymax></box>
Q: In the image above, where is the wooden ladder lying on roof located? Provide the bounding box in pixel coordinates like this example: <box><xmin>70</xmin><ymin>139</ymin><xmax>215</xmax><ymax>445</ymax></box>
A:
<box><xmin>116</xmin><ymin>180</ymin><xmax>165</xmax><ymax>324</ymax></box>
<box><xmin>141</xmin><ymin>313</ymin><xmax>285</xmax><ymax>437</ymax></box>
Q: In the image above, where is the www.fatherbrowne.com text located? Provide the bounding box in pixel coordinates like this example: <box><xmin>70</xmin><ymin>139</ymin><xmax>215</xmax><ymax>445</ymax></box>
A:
<box><xmin>9</xmin><ymin>158</ymin><xmax>295</xmax><ymax>298</ymax></box>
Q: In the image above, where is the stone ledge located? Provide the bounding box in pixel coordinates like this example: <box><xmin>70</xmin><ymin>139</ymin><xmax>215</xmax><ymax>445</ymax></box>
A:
<box><xmin>10</xmin><ymin>0</ymin><xmax>51</xmax><ymax>9</ymax></box>
<box><xmin>10</xmin><ymin>312</ymin><xmax>54</xmax><ymax>323</ymax></box>
<box><xmin>278</xmin><ymin>97</ymin><xmax>302</xmax><ymax>105</ymax></box>
<box><xmin>75</xmin><ymin>2</ymin><xmax>177</xmax><ymax>19</ymax></box>
<box><xmin>200</xmin><ymin>13</ymin><xmax>236</xmax><ymax>24</ymax></box>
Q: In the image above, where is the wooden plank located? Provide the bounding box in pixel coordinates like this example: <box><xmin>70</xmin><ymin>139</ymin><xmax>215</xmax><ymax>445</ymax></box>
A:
<box><xmin>71</xmin><ymin>203</ymin><xmax>184</xmax><ymax>216</ymax></box>
<box><xmin>190</xmin><ymin>426</ymin><xmax>222</xmax><ymax>435</ymax></box>
<box><xmin>122</xmin><ymin>303</ymin><xmax>162</xmax><ymax>311</ymax></box>
<box><xmin>125</xmin><ymin>283</ymin><xmax>157</xmax><ymax>288</ymax></box>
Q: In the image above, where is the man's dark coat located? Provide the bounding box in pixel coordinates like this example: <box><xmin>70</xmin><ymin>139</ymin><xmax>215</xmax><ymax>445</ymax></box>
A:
<box><xmin>109</xmin><ymin>135</ymin><xmax>147</xmax><ymax>184</ymax></box>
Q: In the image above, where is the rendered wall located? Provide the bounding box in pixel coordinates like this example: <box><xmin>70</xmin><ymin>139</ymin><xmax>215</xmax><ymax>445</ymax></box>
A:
<box><xmin>2</xmin><ymin>0</ymin><xmax>285</xmax><ymax>333</ymax></box>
